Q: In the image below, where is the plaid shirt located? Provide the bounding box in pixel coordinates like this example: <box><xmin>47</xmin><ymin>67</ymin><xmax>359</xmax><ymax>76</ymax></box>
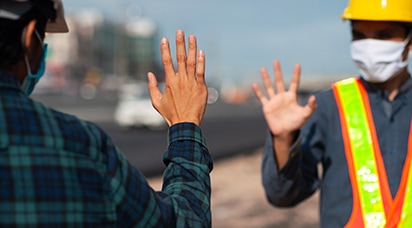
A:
<box><xmin>0</xmin><ymin>71</ymin><xmax>213</xmax><ymax>227</ymax></box>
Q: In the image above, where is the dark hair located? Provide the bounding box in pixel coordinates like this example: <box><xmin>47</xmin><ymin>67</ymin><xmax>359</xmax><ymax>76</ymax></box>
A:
<box><xmin>400</xmin><ymin>23</ymin><xmax>412</xmax><ymax>37</ymax></box>
<box><xmin>0</xmin><ymin>7</ymin><xmax>48</xmax><ymax>67</ymax></box>
<box><xmin>351</xmin><ymin>20</ymin><xmax>412</xmax><ymax>38</ymax></box>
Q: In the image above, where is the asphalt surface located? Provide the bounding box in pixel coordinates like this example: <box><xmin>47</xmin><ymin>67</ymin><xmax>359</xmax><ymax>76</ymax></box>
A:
<box><xmin>32</xmin><ymin>94</ymin><xmax>268</xmax><ymax>177</ymax></box>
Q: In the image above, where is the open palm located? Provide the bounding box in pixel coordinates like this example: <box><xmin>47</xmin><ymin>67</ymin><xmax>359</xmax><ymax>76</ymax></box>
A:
<box><xmin>252</xmin><ymin>60</ymin><xmax>317</xmax><ymax>137</ymax></box>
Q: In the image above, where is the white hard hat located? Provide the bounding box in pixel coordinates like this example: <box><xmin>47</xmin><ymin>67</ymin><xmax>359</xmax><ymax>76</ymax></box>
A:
<box><xmin>0</xmin><ymin>0</ymin><xmax>68</xmax><ymax>33</ymax></box>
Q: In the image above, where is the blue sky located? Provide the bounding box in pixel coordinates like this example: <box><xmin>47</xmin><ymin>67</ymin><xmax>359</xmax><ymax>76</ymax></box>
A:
<box><xmin>64</xmin><ymin>0</ymin><xmax>357</xmax><ymax>86</ymax></box>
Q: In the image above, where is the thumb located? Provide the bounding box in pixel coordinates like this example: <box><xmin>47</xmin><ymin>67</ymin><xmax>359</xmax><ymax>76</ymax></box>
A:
<box><xmin>304</xmin><ymin>95</ymin><xmax>317</xmax><ymax>115</ymax></box>
<box><xmin>147</xmin><ymin>72</ymin><xmax>162</xmax><ymax>108</ymax></box>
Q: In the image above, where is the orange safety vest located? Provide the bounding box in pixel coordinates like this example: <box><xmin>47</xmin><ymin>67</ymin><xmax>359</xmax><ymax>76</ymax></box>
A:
<box><xmin>333</xmin><ymin>78</ymin><xmax>412</xmax><ymax>228</ymax></box>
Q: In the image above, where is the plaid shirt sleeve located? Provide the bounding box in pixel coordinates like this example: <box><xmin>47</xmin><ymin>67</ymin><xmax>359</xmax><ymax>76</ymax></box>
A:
<box><xmin>106</xmin><ymin>122</ymin><xmax>213</xmax><ymax>227</ymax></box>
<box><xmin>0</xmin><ymin>72</ymin><xmax>213</xmax><ymax>227</ymax></box>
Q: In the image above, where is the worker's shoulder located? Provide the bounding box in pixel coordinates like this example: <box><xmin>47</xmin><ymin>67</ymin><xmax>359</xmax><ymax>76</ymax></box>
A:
<box><xmin>32</xmin><ymin>99</ymin><xmax>109</xmax><ymax>142</ymax></box>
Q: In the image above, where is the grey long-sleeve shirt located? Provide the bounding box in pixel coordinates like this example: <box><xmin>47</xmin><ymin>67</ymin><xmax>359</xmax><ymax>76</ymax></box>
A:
<box><xmin>262</xmin><ymin>76</ymin><xmax>412</xmax><ymax>228</ymax></box>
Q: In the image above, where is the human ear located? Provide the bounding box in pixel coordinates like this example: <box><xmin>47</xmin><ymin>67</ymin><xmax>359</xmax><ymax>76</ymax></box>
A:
<box><xmin>23</xmin><ymin>20</ymin><xmax>37</xmax><ymax>51</ymax></box>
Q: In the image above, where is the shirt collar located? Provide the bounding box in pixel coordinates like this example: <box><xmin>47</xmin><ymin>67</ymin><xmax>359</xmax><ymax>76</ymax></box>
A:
<box><xmin>359</xmin><ymin>74</ymin><xmax>412</xmax><ymax>99</ymax></box>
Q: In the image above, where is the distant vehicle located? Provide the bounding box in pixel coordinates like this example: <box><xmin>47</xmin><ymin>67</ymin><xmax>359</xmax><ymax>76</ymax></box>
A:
<box><xmin>114</xmin><ymin>81</ymin><xmax>167</xmax><ymax>130</ymax></box>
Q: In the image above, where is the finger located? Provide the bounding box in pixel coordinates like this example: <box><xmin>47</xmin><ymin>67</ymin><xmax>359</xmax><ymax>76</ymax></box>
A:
<box><xmin>288</xmin><ymin>64</ymin><xmax>301</xmax><ymax>93</ymax></box>
<box><xmin>175</xmin><ymin>30</ymin><xmax>187</xmax><ymax>77</ymax></box>
<box><xmin>306</xmin><ymin>95</ymin><xmax>318</xmax><ymax>110</ymax></box>
<box><xmin>261</xmin><ymin>67</ymin><xmax>276</xmax><ymax>98</ymax></box>
<box><xmin>196</xmin><ymin>50</ymin><xmax>205</xmax><ymax>83</ymax></box>
<box><xmin>274</xmin><ymin>60</ymin><xmax>285</xmax><ymax>93</ymax></box>
<box><xmin>252</xmin><ymin>83</ymin><xmax>268</xmax><ymax>105</ymax></box>
<box><xmin>147</xmin><ymin>72</ymin><xmax>162</xmax><ymax>108</ymax></box>
<box><xmin>187</xmin><ymin>35</ymin><xmax>197</xmax><ymax>80</ymax></box>
<box><xmin>304</xmin><ymin>95</ymin><xmax>318</xmax><ymax>116</ymax></box>
<box><xmin>160</xmin><ymin>37</ymin><xmax>175</xmax><ymax>77</ymax></box>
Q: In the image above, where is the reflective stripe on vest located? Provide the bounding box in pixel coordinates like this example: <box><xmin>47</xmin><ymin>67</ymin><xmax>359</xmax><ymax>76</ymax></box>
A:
<box><xmin>333</xmin><ymin>78</ymin><xmax>412</xmax><ymax>228</ymax></box>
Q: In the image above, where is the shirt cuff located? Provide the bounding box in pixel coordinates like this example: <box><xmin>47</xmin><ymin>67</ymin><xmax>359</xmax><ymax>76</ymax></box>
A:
<box><xmin>167</xmin><ymin>122</ymin><xmax>206</xmax><ymax>147</ymax></box>
<box><xmin>279</xmin><ymin>131</ymin><xmax>302</xmax><ymax>174</ymax></box>
<box><xmin>288</xmin><ymin>131</ymin><xmax>302</xmax><ymax>160</ymax></box>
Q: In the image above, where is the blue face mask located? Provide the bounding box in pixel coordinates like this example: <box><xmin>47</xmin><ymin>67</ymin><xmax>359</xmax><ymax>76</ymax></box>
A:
<box><xmin>21</xmin><ymin>29</ymin><xmax>48</xmax><ymax>95</ymax></box>
<box><xmin>21</xmin><ymin>44</ymin><xmax>48</xmax><ymax>95</ymax></box>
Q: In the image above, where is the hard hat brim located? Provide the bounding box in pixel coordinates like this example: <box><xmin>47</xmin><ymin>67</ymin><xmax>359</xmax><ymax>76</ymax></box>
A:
<box><xmin>0</xmin><ymin>0</ymin><xmax>69</xmax><ymax>33</ymax></box>
<box><xmin>45</xmin><ymin>0</ymin><xmax>68</xmax><ymax>33</ymax></box>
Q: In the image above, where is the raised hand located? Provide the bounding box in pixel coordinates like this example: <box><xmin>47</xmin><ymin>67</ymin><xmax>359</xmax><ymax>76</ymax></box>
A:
<box><xmin>148</xmin><ymin>30</ymin><xmax>207</xmax><ymax>127</ymax></box>
<box><xmin>252</xmin><ymin>60</ymin><xmax>317</xmax><ymax>167</ymax></box>
<box><xmin>252</xmin><ymin>60</ymin><xmax>317</xmax><ymax>137</ymax></box>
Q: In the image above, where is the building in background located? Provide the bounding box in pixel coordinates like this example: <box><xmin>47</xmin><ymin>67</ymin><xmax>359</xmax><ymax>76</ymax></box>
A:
<box><xmin>125</xmin><ymin>18</ymin><xmax>158</xmax><ymax>82</ymax></box>
<box><xmin>40</xmin><ymin>10</ymin><xmax>161</xmax><ymax>99</ymax></box>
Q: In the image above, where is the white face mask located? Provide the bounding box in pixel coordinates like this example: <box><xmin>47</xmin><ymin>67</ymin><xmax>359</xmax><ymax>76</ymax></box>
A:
<box><xmin>350</xmin><ymin>35</ymin><xmax>411</xmax><ymax>83</ymax></box>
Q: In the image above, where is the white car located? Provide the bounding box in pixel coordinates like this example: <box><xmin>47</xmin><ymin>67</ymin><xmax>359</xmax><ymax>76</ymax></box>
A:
<box><xmin>114</xmin><ymin>81</ymin><xmax>167</xmax><ymax>130</ymax></box>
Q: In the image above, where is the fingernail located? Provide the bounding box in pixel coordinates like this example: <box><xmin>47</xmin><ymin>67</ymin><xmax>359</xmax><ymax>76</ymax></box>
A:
<box><xmin>189</xmin><ymin>35</ymin><xmax>195</xmax><ymax>44</ymax></box>
<box><xmin>161</xmin><ymin>37</ymin><xmax>167</xmax><ymax>44</ymax></box>
<box><xmin>147</xmin><ymin>73</ymin><xmax>153</xmax><ymax>82</ymax></box>
<box><xmin>199</xmin><ymin>50</ymin><xmax>204</xmax><ymax>57</ymax></box>
<box><xmin>177</xmin><ymin>30</ymin><xmax>183</xmax><ymax>39</ymax></box>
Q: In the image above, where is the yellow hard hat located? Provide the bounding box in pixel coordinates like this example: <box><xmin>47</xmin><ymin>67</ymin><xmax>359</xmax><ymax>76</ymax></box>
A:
<box><xmin>342</xmin><ymin>0</ymin><xmax>412</xmax><ymax>23</ymax></box>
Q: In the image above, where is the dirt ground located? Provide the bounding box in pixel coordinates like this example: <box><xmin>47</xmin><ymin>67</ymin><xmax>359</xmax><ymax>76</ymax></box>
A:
<box><xmin>148</xmin><ymin>148</ymin><xmax>320</xmax><ymax>228</ymax></box>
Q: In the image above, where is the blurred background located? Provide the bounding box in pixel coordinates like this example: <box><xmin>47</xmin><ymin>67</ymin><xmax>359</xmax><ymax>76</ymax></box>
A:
<box><xmin>30</xmin><ymin>1</ymin><xmax>396</xmax><ymax>227</ymax></box>
<box><xmin>36</xmin><ymin>0</ymin><xmax>360</xmax><ymax>100</ymax></box>
<box><xmin>33</xmin><ymin>0</ymin><xmax>365</xmax><ymax>175</ymax></box>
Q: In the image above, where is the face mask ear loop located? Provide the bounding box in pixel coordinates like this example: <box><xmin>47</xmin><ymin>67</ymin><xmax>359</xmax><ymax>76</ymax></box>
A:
<box><xmin>34</xmin><ymin>29</ymin><xmax>42</xmax><ymax>43</ymax></box>
<box><xmin>404</xmin><ymin>32</ymin><xmax>412</xmax><ymax>45</ymax></box>
<box><xmin>21</xmin><ymin>26</ymin><xmax>33</xmax><ymax>77</ymax></box>
<box><xmin>22</xmin><ymin>27</ymin><xmax>45</xmax><ymax>78</ymax></box>
<box><xmin>402</xmin><ymin>32</ymin><xmax>412</xmax><ymax>52</ymax></box>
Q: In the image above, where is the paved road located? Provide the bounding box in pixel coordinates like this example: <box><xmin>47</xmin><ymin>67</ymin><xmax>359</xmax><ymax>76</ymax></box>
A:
<box><xmin>32</xmin><ymin>94</ymin><xmax>268</xmax><ymax>176</ymax></box>
<box><xmin>97</xmin><ymin>114</ymin><xmax>267</xmax><ymax>176</ymax></box>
